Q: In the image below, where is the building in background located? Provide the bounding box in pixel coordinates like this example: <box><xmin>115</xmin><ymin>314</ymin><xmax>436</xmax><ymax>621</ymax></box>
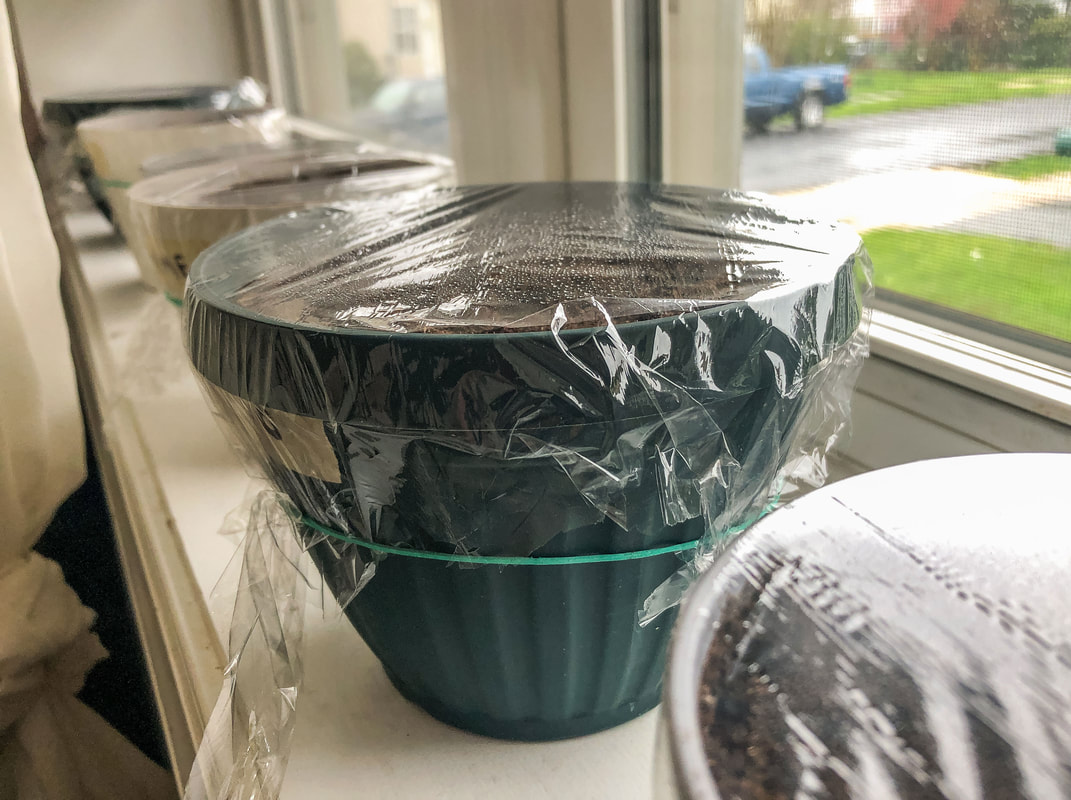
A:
<box><xmin>337</xmin><ymin>0</ymin><xmax>447</xmax><ymax>154</ymax></box>
<box><xmin>337</xmin><ymin>0</ymin><xmax>442</xmax><ymax>101</ymax></box>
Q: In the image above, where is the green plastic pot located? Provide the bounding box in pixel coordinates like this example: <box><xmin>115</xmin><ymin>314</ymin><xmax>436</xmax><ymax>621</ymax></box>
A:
<box><xmin>187</xmin><ymin>182</ymin><xmax>867</xmax><ymax>740</ymax></box>
<box><xmin>308</xmin><ymin>528</ymin><xmax>690</xmax><ymax>740</ymax></box>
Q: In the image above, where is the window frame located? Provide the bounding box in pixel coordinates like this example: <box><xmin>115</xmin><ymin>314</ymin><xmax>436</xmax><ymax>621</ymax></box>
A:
<box><xmin>875</xmin><ymin>289</ymin><xmax>1071</xmax><ymax>373</ymax></box>
<box><xmin>869</xmin><ymin>309</ymin><xmax>1071</xmax><ymax>426</ymax></box>
<box><xmin>239</xmin><ymin>0</ymin><xmax>1071</xmax><ymax>432</ymax></box>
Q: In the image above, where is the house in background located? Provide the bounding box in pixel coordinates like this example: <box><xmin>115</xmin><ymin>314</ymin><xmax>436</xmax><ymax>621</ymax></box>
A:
<box><xmin>337</xmin><ymin>0</ymin><xmax>449</xmax><ymax>153</ymax></box>
<box><xmin>337</xmin><ymin>0</ymin><xmax>443</xmax><ymax>84</ymax></box>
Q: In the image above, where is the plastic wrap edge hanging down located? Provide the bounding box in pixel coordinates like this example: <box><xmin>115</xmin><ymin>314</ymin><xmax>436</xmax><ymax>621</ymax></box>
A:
<box><xmin>179</xmin><ymin>181</ymin><xmax>872</xmax><ymax>799</ymax></box>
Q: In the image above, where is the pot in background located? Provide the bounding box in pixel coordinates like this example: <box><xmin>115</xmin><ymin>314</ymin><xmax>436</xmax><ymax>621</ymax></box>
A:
<box><xmin>76</xmin><ymin>105</ymin><xmax>288</xmax><ymax>269</ymax></box>
<box><xmin>127</xmin><ymin>146</ymin><xmax>452</xmax><ymax>298</ymax></box>
<box><xmin>42</xmin><ymin>82</ymin><xmax>262</xmax><ymax>220</ymax></box>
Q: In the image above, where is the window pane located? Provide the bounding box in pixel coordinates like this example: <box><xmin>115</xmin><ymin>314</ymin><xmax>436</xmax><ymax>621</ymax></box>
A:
<box><xmin>742</xmin><ymin>0</ymin><xmax>1071</xmax><ymax>344</ymax></box>
<box><xmin>338</xmin><ymin>0</ymin><xmax>448</xmax><ymax>155</ymax></box>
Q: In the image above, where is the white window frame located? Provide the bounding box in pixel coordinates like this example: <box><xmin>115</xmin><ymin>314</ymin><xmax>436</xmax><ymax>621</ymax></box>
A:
<box><xmin>239</xmin><ymin>0</ymin><xmax>1071</xmax><ymax>462</ymax></box>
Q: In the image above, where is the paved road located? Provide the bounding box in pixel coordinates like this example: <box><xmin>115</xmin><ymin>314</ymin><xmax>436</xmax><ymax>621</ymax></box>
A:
<box><xmin>944</xmin><ymin>199</ymin><xmax>1071</xmax><ymax>247</ymax></box>
<box><xmin>742</xmin><ymin>94</ymin><xmax>1071</xmax><ymax>194</ymax></box>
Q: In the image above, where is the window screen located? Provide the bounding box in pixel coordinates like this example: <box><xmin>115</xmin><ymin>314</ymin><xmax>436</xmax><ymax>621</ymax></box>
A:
<box><xmin>743</xmin><ymin>0</ymin><xmax>1071</xmax><ymax>345</ymax></box>
<box><xmin>292</xmin><ymin>0</ymin><xmax>1068</xmax><ymax>347</ymax></box>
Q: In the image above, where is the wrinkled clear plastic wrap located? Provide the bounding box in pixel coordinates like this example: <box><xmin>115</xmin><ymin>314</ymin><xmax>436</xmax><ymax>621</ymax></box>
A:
<box><xmin>138</xmin><ymin>135</ymin><xmax>367</xmax><ymax>180</ymax></box>
<box><xmin>75</xmin><ymin>105</ymin><xmax>291</xmax><ymax>283</ymax></box>
<box><xmin>41</xmin><ymin>78</ymin><xmax>267</xmax><ymax>217</ymax></box>
<box><xmin>663</xmin><ymin>453</ymin><xmax>1071</xmax><ymax>800</ymax></box>
<box><xmin>187</xmin><ymin>182</ymin><xmax>869</xmax><ymax>563</ymax></box>
<box><xmin>184</xmin><ymin>492</ymin><xmax>310</xmax><ymax>800</ymax></box>
<box><xmin>182</xmin><ymin>182</ymin><xmax>871</xmax><ymax>797</ymax></box>
<box><xmin>127</xmin><ymin>146</ymin><xmax>455</xmax><ymax>298</ymax></box>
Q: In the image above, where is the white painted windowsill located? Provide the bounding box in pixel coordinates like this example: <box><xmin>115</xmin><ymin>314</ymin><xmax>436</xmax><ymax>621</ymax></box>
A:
<box><xmin>869</xmin><ymin>309</ymin><xmax>1071</xmax><ymax>428</ymax></box>
<box><xmin>60</xmin><ymin>205</ymin><xmax>1068</xmax><ymax>798</ymax></box>
<box><xmin>61</xmin><ymin>210</ymin><xmax>662</xmax><ymax>799</ymax></box>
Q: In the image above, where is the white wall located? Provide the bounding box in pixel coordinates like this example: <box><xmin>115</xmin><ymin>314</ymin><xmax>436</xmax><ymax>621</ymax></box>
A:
<box><xmin>10</xmin><ymin>0</ymin><xmax>244</xmax><ymax>107</ymax></box>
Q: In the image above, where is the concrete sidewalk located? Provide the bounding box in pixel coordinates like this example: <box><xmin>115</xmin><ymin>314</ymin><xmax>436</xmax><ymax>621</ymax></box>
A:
<box><xmin>945</xmin><ymin>200</ymin><xmax>1071</xmax><ymax>248</ymax></box>
<box><xmin>775</xmin><ymin>167</ymin><xmax>1071</xmax><ymax>235</ymax></box>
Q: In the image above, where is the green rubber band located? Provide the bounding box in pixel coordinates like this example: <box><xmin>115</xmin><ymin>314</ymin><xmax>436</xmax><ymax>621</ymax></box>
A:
<box><xmin>299</xmin><ymin>499</ymin><xmax>778</xmax><ymax>566</ymax></box>
<box><xmin>98</xmin><ymin>178</ymin><xmax>131</xmax><ymax>189</ymax></box>
<box><xmin>164</xmin><ymin>293</ymin><xmax>184</xmax><ymax>308</ymax></box>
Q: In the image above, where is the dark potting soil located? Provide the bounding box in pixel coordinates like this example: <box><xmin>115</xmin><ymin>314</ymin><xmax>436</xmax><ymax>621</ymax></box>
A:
<box><xmin>695</xmin><ymin>550</ymin><xmax>1041</xmax><ymax>800</ymax></box>
<box><xmin>697</xmin><ymin>580</ymin><xmax>807</xmax><ymax>800</ymax></box>
<box><xmin>202</xmin><ymin>182</ymin><xmax>862</xmax><ymax>336</ymax></box>
<box><xmin>695</xmin><ymin>569</ymin><xmax>943</xmax><ymax>800</ymax></box>
<box><xmin>689</xmin><ymin>456</ymin><xmax>1071</xmax><ymax>800</ymax></box>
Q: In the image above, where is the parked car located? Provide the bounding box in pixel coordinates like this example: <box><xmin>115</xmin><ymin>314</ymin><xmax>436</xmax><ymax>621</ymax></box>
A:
<box><xmin>744</xmin><ymin>42</ymin><xmax>850</xmax><ymax>132</ymax></box>
<box><xmin>350</xmin><ymin>77</ymin><xmax>449</xmax><ymax>155</ymax></box>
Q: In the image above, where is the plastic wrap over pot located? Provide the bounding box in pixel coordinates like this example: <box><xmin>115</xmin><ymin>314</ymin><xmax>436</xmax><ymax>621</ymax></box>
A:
<box><xmin>127</xmin><ymin>146</ymin><xmax>454</xmax><ymax>299</ymax></box>
<box><xmin>138</xmin><ymin>134</ymin><xmax>367</xmax><ymax>179</ymax></box>
<box><xmin>187</xmin><ymin>182</ymin><xmax>869</xmax><ymax>568</ymax></box>
<box><xmin>182</xmin><ymin>181</ymin><xmax>871</xmax><ymax>795</ymax></box>
<box><xmin>76</xmin><ymin>105</ymin><xmax>290</xmax><ymax>288</ymax></box>
<box><xmin>662</xmin><ymin>453</ymin><xmax>1071</xmax><ymax>800</ymax></box>
<box><xmin>42</xmin><ymin>78</ymin><xmax>267</xmax><ymax>219</ymax></box>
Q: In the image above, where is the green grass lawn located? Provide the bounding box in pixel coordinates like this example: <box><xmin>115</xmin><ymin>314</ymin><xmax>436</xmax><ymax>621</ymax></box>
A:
<box><xmin>829</xmin><ymin>69</ymin><xmax>1071</xmax><ymax>119</ymax></box>
<box><xmin>975</xmin><ymin>153</ymin><xmax>1071</xmax><ymax>180</ymax></box>
<box><xmin>862</xmin><ymin>228</ymin><xmax>1071</xmax><ymax>340</ymax></box>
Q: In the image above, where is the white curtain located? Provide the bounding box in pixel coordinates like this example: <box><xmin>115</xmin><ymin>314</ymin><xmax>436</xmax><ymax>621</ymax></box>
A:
<box><xmin>0</xmin><ymin>2</ymin><xmax>173</xmax><ymax>797</ymax></box>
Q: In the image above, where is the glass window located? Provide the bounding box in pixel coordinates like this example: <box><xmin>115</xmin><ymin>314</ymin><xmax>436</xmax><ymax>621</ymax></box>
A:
<box><xmin>369</xmin><ymin>79</ymin><xmax>413</xmax><ymax>113</ymax></box>
<box><xmin>744</xmin><ymin>43</ymin><xmax>763</xmax><ymax>74</ymax></box>
<box><xmin>336</xmin><ymin>0</ymin><xmax>448</xmax><ymax>155</ymax></box>
<box><xmin>742</xmin><ymin>0</ymin><xmax>1071</xmax><ymax>347</ymax></box>
<box><xmin>272</xmin><ymin>0</ymin><xmax>1070</xmax><ymax>350</ymax></box>
<box><xmin>411</xmin><ymin>79</ymin><xmax>444</xmax><ymax>111</ymax></box>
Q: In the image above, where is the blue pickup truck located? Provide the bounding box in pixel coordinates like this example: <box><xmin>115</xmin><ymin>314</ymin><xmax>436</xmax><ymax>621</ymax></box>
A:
<box><xmin>744</xmin><ymin>43</ymin><xmax>850</xmax><ymax>132</ymax></box>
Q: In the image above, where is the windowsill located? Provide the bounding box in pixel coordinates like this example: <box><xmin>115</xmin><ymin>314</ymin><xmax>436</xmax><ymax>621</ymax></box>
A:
<box><xmin>869</xmin><ymin>308</ymin><xmax>1071</xmax><ymax>427</ymax></box>
<box><xmin>61</xmin><ymin>209</ymin><xmax>665</xmax><ymax>799</ymax></box>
